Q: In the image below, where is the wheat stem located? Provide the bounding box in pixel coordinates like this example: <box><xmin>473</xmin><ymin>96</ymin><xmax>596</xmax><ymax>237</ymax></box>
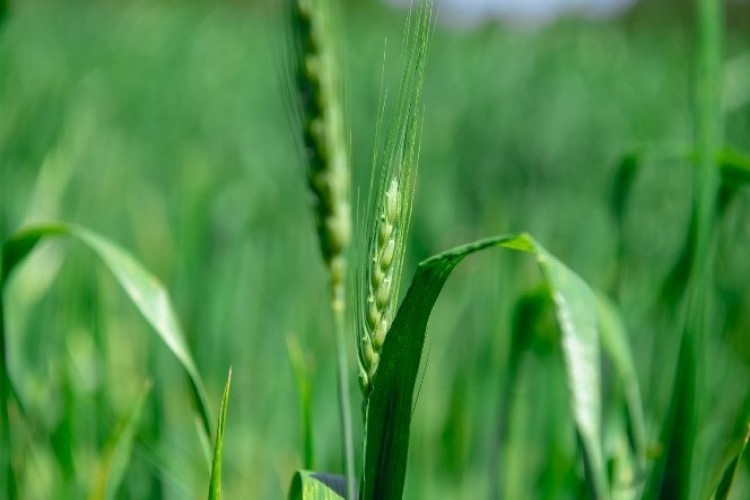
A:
<box><xmin>288</xmin><ymin>0</ymin><xmax>355</xmax><ymax>496</ymax></box>
<box><xmin>332</xmin><ymin>285</ymin><xmax>356</xmax><ymax>499</ymax></box>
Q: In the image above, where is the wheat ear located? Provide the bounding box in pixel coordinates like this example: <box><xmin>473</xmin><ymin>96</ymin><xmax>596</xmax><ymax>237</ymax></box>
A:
<box><xmin>289</xmin><ymin>0</ymin><xmax>351</xmax><ymax>297</ymax></box>
<box><xmin>357</xmin><ymin>0</ymin><xmax>433</xmax><ymax>401</ymax></box>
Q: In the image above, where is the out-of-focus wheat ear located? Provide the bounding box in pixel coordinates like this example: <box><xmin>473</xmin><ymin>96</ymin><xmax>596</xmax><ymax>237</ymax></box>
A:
<box><xmin>287</xmin><ymin>0</ymin><xmax>351</xmax><ymax>296</ymax></box>
<box><xmin>284</xmin><ymin>2</ymin><xmax>356</xmax><ymax>498</ymax></box>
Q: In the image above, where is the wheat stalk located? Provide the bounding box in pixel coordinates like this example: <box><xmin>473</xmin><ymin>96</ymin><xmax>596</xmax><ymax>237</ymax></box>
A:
<box><xmin>286</xmin><ymin>0</ymin><xmax>355</xmax><ymax>496</ymax></box>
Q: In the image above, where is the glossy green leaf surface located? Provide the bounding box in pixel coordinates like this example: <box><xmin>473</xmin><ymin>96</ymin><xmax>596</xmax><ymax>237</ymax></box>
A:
<box><xmin>362</xmin><ymin>233</ymin><xmax>608</xmax><ymax>500</ymax></box>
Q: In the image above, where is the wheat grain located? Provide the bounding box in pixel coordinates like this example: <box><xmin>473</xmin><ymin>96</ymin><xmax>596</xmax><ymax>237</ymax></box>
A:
<box><xmin>357</xmin><ymin>172</ymin><xmax>416</xmax><ymax>395</ymax></box>
<box><xmin>359</xmin><ymin>177</ymin><xmax>400</xmax><ymax>384</ymax></box>
<box><xmin>358</xmin><ymin>176</ymin><xmax>410</xmax><ymax>396</ymax></box>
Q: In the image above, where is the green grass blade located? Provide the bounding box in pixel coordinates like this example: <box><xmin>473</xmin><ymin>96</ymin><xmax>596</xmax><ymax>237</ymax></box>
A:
<box><xmin>596</xmin><ymin>294</ymin><xmax>647</xmax><ymax>472</ymax></box>
<box><xmin>658</xmin><ymin>0</ymin><xmax>723</xmax><ymax>497</ymax></box>
<box><xmin>0</xmin><ymin>292</ymin><xmax>13</xmax><ymax>498</ymax></box>
<box><xmin>488</xmin><ymin>288</ymin><xmax>548</xmax><ymax>498</ymax></box>
<box><xmin>609</xmin><ymin>145</ymin><xmax>749</xmax><ymax>235</ymax></box>
<box><xmin>709</xmin><ymin>424</ymin><xmax>749</xmax><ymax>500</ymax></box>
<box><xmin>288</xmin><ymin>471</ymin><xmax>345</xmax><ymax>500</ymax></box>
<box><xmin>609</xmin><ymin>144</ymin><xmax>748</xmax><ymax>225</ymax></box>
<box><xmin>89</xmin><ymin>380</ymin><xmax>152</xmax><ymax>500</ymax></box>
<box><xmin>610</xmin><ymin>151</ymin><xmax>643</xmax><ymax>227</ymax></box>
<box><xmin>362</xmin><ymin>233</ymin><xmax>609</xmax><ymax>500</ymax></box>
<box><xmin>0</xmin><ymin>222</ymin><xmax>214</xmax><ymax>482</ymax></box>
<box><xmin>610</xmin><ymin>145</ymin><xmax>747</xmax><ymax>305</ymax></box>
<box><xmin>208</xmin><ymin>368</ymin><xmax>232</xmax><ymax>500</ymax></box>
<box><xmin>287</xmin><ymin>335</ymin><xmax>315</xmax><ymax>469</ymax></box>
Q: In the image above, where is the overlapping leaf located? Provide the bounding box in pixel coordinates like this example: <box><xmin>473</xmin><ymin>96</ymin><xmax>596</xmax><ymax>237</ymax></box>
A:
<box><xmin>362</xmin><ymin>233</ymin><xmax>609</xmax><ymax>499</ymax></box>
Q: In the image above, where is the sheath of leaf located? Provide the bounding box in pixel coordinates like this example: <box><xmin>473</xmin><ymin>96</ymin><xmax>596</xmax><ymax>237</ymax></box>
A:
<box><xmin>355</xmin><ymin>0</ymin><xmax>433</xmax><ymax>403</ymax></box>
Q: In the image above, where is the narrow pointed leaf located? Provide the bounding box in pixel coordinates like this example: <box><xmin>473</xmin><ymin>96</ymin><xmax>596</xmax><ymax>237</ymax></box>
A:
<box><xmin>0</xmin><ymin>223</ymin><xmax>213</xmax><ymax>460</ymax></box>
<box><xmin>710</xmin><ymin>424</ymin><xmax>750</xmax><ymax>500</ymax></box>
<box><xmin>362</xmin><ymin>233</ymin><xmax>608</xmax><ymax>500</ymax></box>
<box><xmin>89</xmin><ymin>380</ymin><xmax>153</xmax><ymax>500</ymax></box>
<box><xmin>208</xmin><ymin>368</ymin><xmax>232</xmax><ymax>500</ymax></box>
<box><xmin>288</xmin><ymin>471</ymin><xmax>346</xmax><ymax>500</ymax></box>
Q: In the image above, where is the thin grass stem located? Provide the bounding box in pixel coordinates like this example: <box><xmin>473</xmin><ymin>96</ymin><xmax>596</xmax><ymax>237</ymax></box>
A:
<box><xmin>332</xmin><ymin>285</ymin><xmax>356</xmax><ymax>499</ymax></box>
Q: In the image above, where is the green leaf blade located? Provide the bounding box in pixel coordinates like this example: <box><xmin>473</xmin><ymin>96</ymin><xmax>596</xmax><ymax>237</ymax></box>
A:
<box><xmin>68</xmin><ymin>226</ymin><xmax>213</xmax><ymax>435</ymax></box>
<box><xmin>533</xmin><ymin>247</ymin><xmax>608</xmax><ymax>499</ymax></box>
<box><xmin>362</xmin><ymin>233</ymin><xmax>609</xmax><ymax>500</ymax></box>
<box><xmin>710</xmin><ymin>424</ymin><xmax>750</xmax><ymax>500</ymax></box>
<box><xmin>208</xmin><ymin>368</ymin><xmax>232</xmax><ymax>500</ymax></box>
<box><xmin>286</xmin><ymin>335</ymin><xmax>315</xmax><ymax>470</ymax></box>
<box><xmin>288</xmin><ymin>471</ymin><xmax>345</xmax><ymax>500</ymax></box>
<box><xmin>0</xmin><ymin>222</ymin><xmax>214</xmax><ymax>465</ymax></box>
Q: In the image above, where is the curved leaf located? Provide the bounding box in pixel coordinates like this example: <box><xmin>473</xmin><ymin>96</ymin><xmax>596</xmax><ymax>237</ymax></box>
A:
<box><xmin>208</xmin><ymin>368</ymin><xmax>232</xmax><ymax>500</ymax></box>
<box><xmin>0</xmin><ymin>223</ymin><xmax>213</xmax><ymax>474</ymax></box>
<box><xmin>89</xmin><ymin>380</ymin><xmax>152</xmax><ymax>500</ymax></box>
<box><xmin>362</xmin><ymin>233</ymin><xmax>608</xmax><ymax>500</ymax></box>
<box><xmin>288</xmin><ymin>471</ymin><xmax>345</xmax><ymax>500</ymax></box>
<box><xmin>493</xmin><ymin>291</ymin><xmax>646</xmax><ymax>497</ymax></box>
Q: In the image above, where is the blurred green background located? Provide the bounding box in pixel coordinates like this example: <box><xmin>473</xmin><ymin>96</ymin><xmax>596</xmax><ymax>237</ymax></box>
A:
<box><xmin>1</xmin><ymin>0</ymin><xmax>750</xmax><ymax>498</ymax></box>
